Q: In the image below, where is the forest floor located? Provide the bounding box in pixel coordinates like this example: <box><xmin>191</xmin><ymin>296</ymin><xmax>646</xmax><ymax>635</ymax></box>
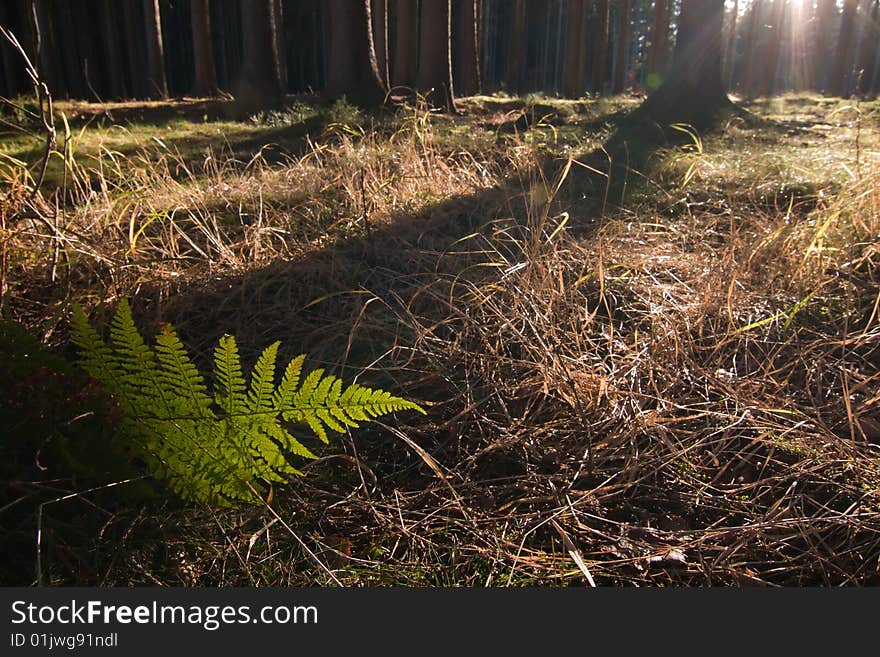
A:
<box><xmin>2</xmin><ymin>91</ymin><xmax>880</xmax><ymax>586</ymax></box>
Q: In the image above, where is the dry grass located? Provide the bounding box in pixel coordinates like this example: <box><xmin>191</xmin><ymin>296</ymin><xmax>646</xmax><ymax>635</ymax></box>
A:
<box><xmin>2</xmin><ymin>92</ymin><xmax>879</xmax><ymax>586</ymax></box>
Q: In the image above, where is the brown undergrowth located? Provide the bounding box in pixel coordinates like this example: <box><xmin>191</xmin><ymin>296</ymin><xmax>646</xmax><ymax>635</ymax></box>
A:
<box><xmin>2</xmin><ymin>94</ymin><xmax>879</xmax><ymax>586</ymax></box>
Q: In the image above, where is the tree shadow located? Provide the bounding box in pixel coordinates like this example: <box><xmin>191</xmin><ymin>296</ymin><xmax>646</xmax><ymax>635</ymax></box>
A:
<box><xmin>137</xmin><ymin>102</ymin><xmax>690</xmax><ymax>385</ymax></box>
<box><xmin>126</xmin><ymin>92</ymin><xmax>841</xmax><ymax>387</ymax></box>
<box><xmin>144</xmin><ymin>174</ymin><xmax>530</xmax><ymax>378</ymax></box>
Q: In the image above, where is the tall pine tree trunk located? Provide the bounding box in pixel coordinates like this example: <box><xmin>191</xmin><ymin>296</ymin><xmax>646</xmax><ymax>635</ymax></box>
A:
<box><xmin>14</xmin><ymin>0</ymin><xmax>38</xmax><ymax>87</ymax></box>
<box><xmin>372</xmin><ymin>0</ymin><xmax>389</xmax><ymax>88</ymax></box>
<box><xmin>143</xmin><ymin>0</ymin><xmax>168</xmax><ymax>99</ymax></box>
<box><xmin>742</xmin><ymin>0</ymin><xmax>765</xmax><ymax>96</ymax></box>
<box><xmin>57</xmin><ymin>0</ymin><xmax>85</xmax><ymax>97</ymax></box>
<box><xmin>326</xmin><ymin>0</ymin><xmax>386</xmax><ymax>107</ymax></box>
<box><xmin>273</xmin><ymin>0</ymin><xmax>287</xmax><ymax>91</ymax></box>
<box><xmin>309</xmin><ymin>5</ymin><xmax>321</xmax><ymax>90</ymax></box>
<box><xmin>0</xmin><ymin>2</ymin><xmax>22</xmax><ymax>96</ymax></box>
<box><xmin>457</xmin><ymin>0</ymin><xmax>480</xmax><ymax>96</ymax></box>
<box><xmin>235</xmin><ymin>0</ymin><xmax>284</xmax><ymax>112</ymax></box>
<box><xmin>27</xmin><ymin>0</ymin><xmax>65</xmax><ymax>96</ymax></box>
<box><xmin>868</xmin><ymin>0</ymin><xmax>880</xmax><ymax>93</ymax></box>
<box><xmin>815</xmin><ymin>0</ymin><xmax>838</xmax><ymax>93</ymax></box>
<box><xmin>724</xmin><ymin>0</ymin><xmax>738</xmax><ymax>90</ymax></box>
<box><xmin>122</xmin><ymin>0</ymin><xmax>146</xmax><ymax>97</ymax></box>
<box><xmin>191</xmin><ymin>0</ymin><xmax>219</xmax><ymax>96</ymax></box>
<box><xmin>634</xmin><ymin>0</ymin><xmax>731</xmax><ymax>131</ymax></box>
<box><xmin>646</xmin><ymin>0</ymin><xmax>669</xmax><ymax>85</ymax></box>
<box><xmin>834</xmin><ymin>0</ymin><xmax>858</xmax><ymax>97</ymax></box>
<box><xmin>100</xmin><ymin>0</ymin><xmax>124</xmax><ymax>98</ymax></box>
<box><xmin>73</xmin><ymin>1</ymin><xmax>103</xmax><ymax>99</ymax></box>
<box><xmin>592</xmin><ymin>0</ymin><xmax>609</xmax><ymax>93</ymax></box>
<box><xmin>508</xmin><ymin>0</ymin><xmax>526</xmax><ymax>92</ymax></box>
<box><xmin>855</xmin><ymin>0</ymin><xmax>877</xmax><ymax>94</ymax></box>
<box><xmin>612</xmin><ymin>0</ymin><xmax>630</xmax><ymax>94</ymax></box>
<box><xmin>563</xmin><ymin>0</ymin><xmax>588</xmax><ymax>97</ymax></box>
<box><xmin>417</xmin><ymin>0</ymin><xmax>455</xmax><ymax>110</ymax></box>
<box><xmin>761</xmin><ymin>0</ymin><xmax>785</xmax><ymax>96</ymax></box>
<box><xmin>392</xmin><ymin>0</ymin><xmax>418</xmax><ymax>88</ymax></box>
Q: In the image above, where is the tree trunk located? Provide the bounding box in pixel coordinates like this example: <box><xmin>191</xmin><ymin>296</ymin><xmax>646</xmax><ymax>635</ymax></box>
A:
<box><xmin>562</xmin><ymin>0</ymin><xmax>588</xmax><ymax>97</ymax></box>
<box><xmin>629</xmin><ymin>0</ymin><xmax>642</xmax><ymax>86</ymax></box>
<box><xmin>309</xmin><ymin>4</ymin><xmax>322</xmax><ymax>90</ymax></box>
<box><xmin>25</xmin><ymin>0</ymin><xmax>64</xmax><ymax>96</ymax></box>
<box><xmin>724</xmin><ymin>0</ymin><xmax>738</xmax><ymax>90</ymax></box>
<box><xmin>99</xmin><ymin>0</ymin><xmax>125</xmax><ymax>98</ymax></box>
<box><xmin>274</xmin><ymin>0</ymin><xmax>287</xmax><ymax>91</ymax></box>
<box><xmin>741</xmin><ymin>0</ymin><xmax>765</xmax><ymax>96</ymax></box>
<box><xmin>13</xmin><ymin>0</ymin><xmax>38</xmax><ymax>83</ymax></box>
<box><xmin>416</xmin><ymin>0</ymin><xmax>455</xmax><ymax>110</ymax></box>
<box><xmin>372</xmin><ymin>0</ymin><xmax>389</xmax><ymax>88</ymax></box>
<box><xmin>553</xmin><ymin>0</ymin><xmax>564</xmax><ymax>91</ymax></box>
<box><xmin>72</xmin><ymin>0</ymin><xmax>103</xmax><ymax>99</ymax></box>
<box><xmin>143</xmin><ymin>0</ymin><xmax>168</xmax><ymax>98</ymax></box>
<box><xmin>612</xmin><ymin>0</ymin><xmax>630</xmax><ymax>94</ymax></box>
<box><xmin>0</xmin><ymin>50</ymin><xmax>13</xmax><ymax>98</ymax></box>
<box><xmin>834</xmin><ymin>0</ymin><xmax>859</xmax><ymax>97</ymax></box>
<box><xmin>0</xmin><ymin>2</ymin><xmax>22</xmax><ymax>96</ymax></box>
<box><xmin>213</xmin><ymin>0</ymin><xmax>228</xmax><ymax>90</ymax></box>
<box><xmin>457</xmin><ymin>0</ymin><xmax>481</xmax><ymax>96</ymax></box>
<box><xmin>191</xmin><ymin>0</ymin><xmax>219</xmax><ymax>96</ymax></box>
<box><xmin>56</xmin><ymin>0</ymin><xmax>85</xmax><ymax>98</ymax></box>
<box><xmin>646</xmin><ymin>0</ymin><xmax>669</xmax><ymax>85</ymax></box>
<box><xmin>481</xmin><ymin>0</ymin><xmax>495</xmax><ymax>90</ymax></box>
<box><xmin>392</xmin><ymin>0</ymin><xmax>418</xmax><ymax>88</ymax></box>
<box><xmin>121</xmin><ymin>0</ymin><xmax>146</xmax><ymax>98</ymax></box>
<box><xmin>592</xmin><ymin>0</ymin><xmax>609</xmax><ymax>94</ymax></box>
<box><xmin>869</xmin><ymin>0</ymin><xmax>880</xmax><ymax>93</ymax></box>
<box><xmin>635</xmin><ymin>0</ymin><xmax>731</xmax><ymax>131</ymax></box>
<box><xmin>761</xmin><ymin>0</ymin><xmax>785</xmax><ymax>96</ymax></box>
<box><xmin>856</xmin><ymin>0</ymin><xmax>877</xmax><ymax>94</ymax></box>
<box><xmin>508</xmin><ymin>0</ymin><xmax>526</xmax><ymax>92</ymax></box>
<box><xmin>326</xmin><ymin>0</ymin><xmax>386</xmax><ymax>107</ymax></box>
<box><xmin>815</xmin><ymin>0</ymin><xmax>838</xmax><ymax>93</ymax></box>
<box><xmin>235</xmin><ymin>0</ymin><xmax>284</xmax><ymax>112</ymax></box>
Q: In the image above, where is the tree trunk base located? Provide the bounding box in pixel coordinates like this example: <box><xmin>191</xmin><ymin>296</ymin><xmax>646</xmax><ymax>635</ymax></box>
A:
<box><xmin>230</xmin><ymin>78</ymin><xmax>284</xmax><ymax>118</ymax></box>
<box><xmin>627</xmin><ymin>81</ymin><xmax>736</xmax><ymax>135</ymax></box>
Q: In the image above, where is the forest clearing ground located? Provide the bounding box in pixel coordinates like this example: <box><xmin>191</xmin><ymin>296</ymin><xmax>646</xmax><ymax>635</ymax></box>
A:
<box><xmin>1</xmin><ymin>92</ymin><xmax>879</xmax><ymax>585</ymax></box>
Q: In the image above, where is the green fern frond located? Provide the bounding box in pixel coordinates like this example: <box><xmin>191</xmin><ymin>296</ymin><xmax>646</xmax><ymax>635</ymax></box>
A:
<box><xmin>247</xmin><ymin>341</ymin><xmax>280</xmax><ymax>414</ymax></box>
<box><xmin>70</xmin><ymin>302</ymin><xmax>425</xmax><ymax>507</ymax></box>
<box><xmin>214</xmin><ymin>334</ymin><xmax>248</xmax><ymax>418</ymax></box>
<box><xmin>154</xmin><ymin>325</ymin><xmax>213</xmax><ymax>419</ymax></box>
<box><xmin>273</xmin><ymin>354</ymin><xmax>305</xmax><ymax>410</ymax></box>
<box><xmin>70</xmin><ymin>304</ymin><xmax>123</xmax><ymax>398</ymax></box>
<box><xmin>279</xmin><ymin>367</ymin><xmax>427</xmax><ymax>445</ymax></box>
